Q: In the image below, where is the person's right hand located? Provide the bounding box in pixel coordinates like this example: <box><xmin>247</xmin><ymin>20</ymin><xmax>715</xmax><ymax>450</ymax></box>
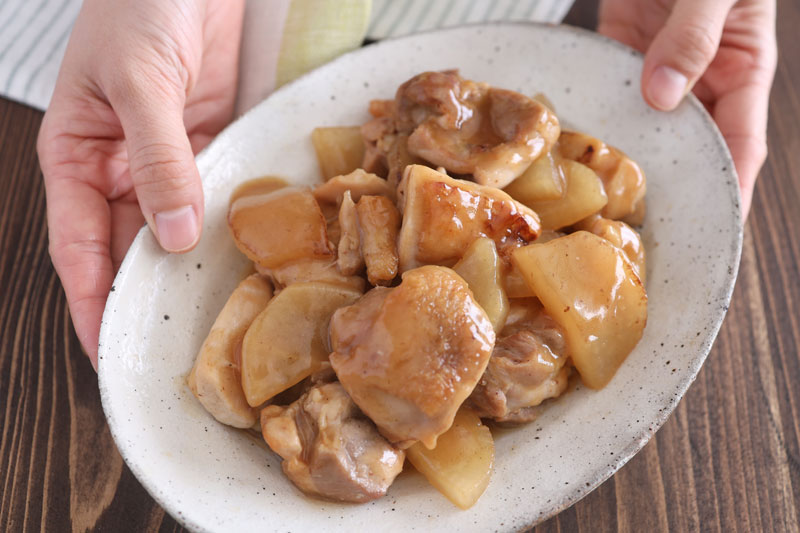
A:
<box><xmin>598</xmin><ymin>0</ymin><xmax>777</xmax><ymax>219</ymax></box>
<box><xmin>38</xmin><ymin>0</ymin><xmax>245</xmax><ymax>368</ymax></box>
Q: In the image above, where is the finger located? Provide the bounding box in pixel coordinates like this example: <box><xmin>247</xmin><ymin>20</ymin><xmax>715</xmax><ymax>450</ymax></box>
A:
<box><xmin>712</xmin><ymin>82</ymin><xmax>771</xmax><ymax>220</ymax></box>
<box><xmin>642</xmin><ymin>0</ymin><xmax>736</xmax><ymax>111</ymax></box>
<box><xmin>42</xmin><ymin>170</ymin><xmax>113</xmax><ymax>369</ymax></box>
<box><xmin>111</xmin><ymin>79</ymin><xmax>204</xmax><ymax>253</ymax></box>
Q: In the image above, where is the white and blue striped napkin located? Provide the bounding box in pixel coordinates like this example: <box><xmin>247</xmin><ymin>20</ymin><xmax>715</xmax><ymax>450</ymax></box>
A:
<box><xmin>0</xmin><ymin>0</ymin><xmax>574</xmax><ymax>112</ymax></box>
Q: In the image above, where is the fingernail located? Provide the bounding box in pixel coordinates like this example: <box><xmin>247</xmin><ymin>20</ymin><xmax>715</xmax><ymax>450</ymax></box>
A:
<box><xmin>155</xmin><ymin>205</ymin><xmax>199</xmax><ymax>252</ymax></box>
<box><xmin>647</xmin><ymin>66</ymin><xmax>688</xmax><ymax>111</ymax></box>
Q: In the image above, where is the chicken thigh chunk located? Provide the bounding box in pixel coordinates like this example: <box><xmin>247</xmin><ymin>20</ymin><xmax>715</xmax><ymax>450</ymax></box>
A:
<box><xmin>261</xmin><ymin>382</ymin><xmax>405</xmax><ymax>503</ymax></box>
<box><xmin>469</xmin><ymin>299</ymin><xmax>570</xmax><ymax>424</ymax></box>
<box><xmin>397</xmin><ymin>164</ymin><xmax>541</xmax><ymax>271</ymax></box>
<box><xmin>396</xmin><ymin>71</ymin><xmax>560</xmax><ymax>188</ymax></box>
<box><xmin>329</xmin><ymin>266</ymin><xmax>495</xmax><ymax>449</ymax></box>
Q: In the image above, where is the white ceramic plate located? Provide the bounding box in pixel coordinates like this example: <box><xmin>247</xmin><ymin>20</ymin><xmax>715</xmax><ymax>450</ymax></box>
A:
<box><xmin>99</xmin><ymin>23</ymin><xmax>742</xmax><ymax>532</ymax></box>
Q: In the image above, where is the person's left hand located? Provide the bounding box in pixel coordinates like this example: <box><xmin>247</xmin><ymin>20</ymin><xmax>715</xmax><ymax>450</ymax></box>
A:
<box><xmin>599</xmin><ymin>0</ymin><xmax>777</xmax><ymax>219</ymax></box>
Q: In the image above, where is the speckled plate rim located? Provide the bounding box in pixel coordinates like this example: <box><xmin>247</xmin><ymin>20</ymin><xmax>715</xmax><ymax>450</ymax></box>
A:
<box><xmin>98</xmin><ymin>21</ymin><xmax>743</xmax><ymax>532</ymax></box>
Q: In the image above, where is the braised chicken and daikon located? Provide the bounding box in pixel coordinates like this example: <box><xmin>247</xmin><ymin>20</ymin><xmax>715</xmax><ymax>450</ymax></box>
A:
<box><xmin>188</xmin><ymin>70</ymin><xmax>648</xmax><ymax>509</ymax></box>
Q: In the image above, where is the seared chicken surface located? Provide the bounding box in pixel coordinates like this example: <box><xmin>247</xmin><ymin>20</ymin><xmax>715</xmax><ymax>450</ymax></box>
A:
<box><xmin>469</xmin><ymin>300</ymin><xmax>570</xmax><ymax>424</ymax></box>
<box><xmin>469</xmin><ymin>299</ymin><xmax>569</xmax><ymax>423</ymax></box>
<box><xmin>329</xmin><ymin>266</ymin><xmax>495</xmax><ymax>449</ymax></box>
<box><xmin>355</xmin><ymin>195</ymin><xmax>401</xmax><ymax>286</ymax></box>
<box><xmin>397</xmin><ymin>165</ymin><xmax>541</xmax><ymax>271</ymax></box>
<box><xmin>363</xmin><ymin>71</ymin><xmax>560</xmax><ymax>189</ymax></box>
<box><xmin>261</xmin><ymin>382</ymin><xmax>405</xmax><ymax>503</ymax></box>
<box><xmin>336</xmin><ymin>191</ymin><xmax>364</xmax><ymax>276</ymax></box>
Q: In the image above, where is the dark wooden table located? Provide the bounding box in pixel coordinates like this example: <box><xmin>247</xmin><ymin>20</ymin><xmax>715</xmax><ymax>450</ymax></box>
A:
<box><xmin>2</xmin><ymin>1</ymin><xmax>799</xmax><ymax>531</ymax></box>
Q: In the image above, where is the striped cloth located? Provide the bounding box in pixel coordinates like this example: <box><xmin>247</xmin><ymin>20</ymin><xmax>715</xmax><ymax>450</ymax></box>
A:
<box><xmin>0</xmin><ymin>0</ymin><xmax>574</xmax><ymax>112</ymax></box>
<box><xmin>367</xmin><ymin>0</ymin><xmax>574</xmax><ymax>39</ymax></box>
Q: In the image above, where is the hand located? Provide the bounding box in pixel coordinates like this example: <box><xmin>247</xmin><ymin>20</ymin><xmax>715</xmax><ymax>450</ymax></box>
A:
<box><xmin>598</xmin><ymin>0</ymin><xmax>777</xmax><ymax>219</ymax></box>
<box><xmin>38</xmin><ymin>0</ymin><xmax>245</xmax><ymax>368</ymax></box>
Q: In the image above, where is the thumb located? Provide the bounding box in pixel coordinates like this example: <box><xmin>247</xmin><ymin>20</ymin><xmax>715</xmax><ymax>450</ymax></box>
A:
<box><xmin>642</xmin><ymin>0</ymin><xmax>735</xmax><ymax>111</ymax></box>
<box><xmin>114</xmin><ymin>83</ymin><xmax>204</xmax><ymax>253</ymax></box>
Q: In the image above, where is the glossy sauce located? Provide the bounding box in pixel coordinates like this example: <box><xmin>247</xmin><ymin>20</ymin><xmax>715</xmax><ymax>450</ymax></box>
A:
<box><xmin>229</xmin><ymin>176</ymin><xmax>288</xmax><ymax>206</ymax></box>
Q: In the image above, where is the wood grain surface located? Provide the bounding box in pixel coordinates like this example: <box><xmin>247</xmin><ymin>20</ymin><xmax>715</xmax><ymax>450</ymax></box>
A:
<box><xmin>1</xmin><ymin>0</ymin><xmax>799</xmax><ymax>531</ymax></box>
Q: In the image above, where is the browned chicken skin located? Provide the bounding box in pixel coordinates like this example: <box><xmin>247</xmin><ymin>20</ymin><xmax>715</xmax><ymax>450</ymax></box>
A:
<box><xmin>361</xmin><ymin>71</ymin><xmax>560</xmax><ymax>189</ymax></box>
<box><xmin>336</xmin><ymin>191</ymin><xmax>364</xmax><ymax>276</ymax></box>
<box><xmin>329</xmin><ymin>266</ymin><xmax>496</xmax><ymax>449</ymax></box>
<box><xmin>469</xmin><ymin>299</ymin><xmax>570</xmax><ymax>424</ymax></box>
<box><xmin>355</xmin><ymin>195</ymin><xmax>401</xmax><ymax>286</ymax></box>
<box><xmin>397</xmin><ymin>165</ymin><xmax>541</xmax><ymax>271</ymax></box>
<box><xmin>260</xmin><ymin>382</ymin><xmax>405</xmax><ymax>503</ymax></box>
<box><xmin>395</xmin><ymin>71</ymin><xmax>560</xmax><ymax>189</ymax></box>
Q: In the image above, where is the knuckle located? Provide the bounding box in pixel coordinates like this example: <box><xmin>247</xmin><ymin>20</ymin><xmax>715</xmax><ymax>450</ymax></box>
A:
<box><xmin>104</xmin><ymin>56</ymin><xmax>183</xmax><ymax>109</ymax></box>
<box><xmin>129</xmin><ymin>142</ymin><xmax>195</xmax><ymax>193</ymax></box>
<box><xmin>49</xmin><ymin>237</ymin><xmax>110</xmax><ymax>270</ymax></box>
<box><xmin>668</xmin><ymin>20</ymin><xmax>719</xmax><ymax>72</ymax></box>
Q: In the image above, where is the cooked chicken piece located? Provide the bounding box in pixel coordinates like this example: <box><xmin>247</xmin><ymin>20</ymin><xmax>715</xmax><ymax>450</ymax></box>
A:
<box><xmin>362</xmin><ymin>94</ymin><xmax>426</xmax><ymax>188</ymax></box>
<box><xmin>397</xmin><ymin>164</ymin><xmax>541</xmax><ymax>272</ymax></box>
<box><xmin>394</xmin><ymin>70</ymin><xmax>485</xmax><ymax>131</ymax></box>
<box><xmin>260</xmin><ymin>258</ymin><xmax>365</xmax><ymax>292</ymax></box>
<box><xmin>558</xmin><ymin>130</ymin><xmax>646</xmax><ymax>220</ymax></box>
<box><xmin>356</xmin><ymin>195</ymin><xmax>401</xmax><ymax>286</ymax></box>
<box><xmin>385</xmin><ymin>132</ymin><xmax>424</xmax><ymax>190</ymax></box>
<box><xmin>361</xmin><ymin>127</ymin><xmax>424</xmax><ymax>191</ymax></box>
<box><xmin>469</xmin><ymin>299</ymin><xmax>570</xmax><ymax>424</ymax></box>
<box><xmin>368</xmin><ymin>99</ymin><xmax>395</xmax><ymax>118</ymax></box>
<box><xmin>188</xmin><ymin>274</ymin><xmax>272</xmax><ymax>428</ymax></box>
<box><xmin>329</xmin><ymin>266</ymin><xmax>496</xmax><ymax>449</ymax></box>
<box><xmin>309</xmin><ymin>361</ymin><xmax>338</xmax><ymax>385</ymax></box>
<box><xmin>575</xmin><ymin>214</ymin><xmax>646</xmax><ymax>284</ymax></box>
<box><xmin>361</xmin><ymin>116</ymin><xmax>394</xmax><ymax>176</ymax></box>
<box><xmin>532</xmin><ymin>92</ymin><xmax>556</xmax><ymax>112</ymax></box>
<box><xmin>337</xmin><ymin>191</ymin><xmax>364</xmax><ymax>275</ymax></box>
<box><xmin>261</xmin><ymin>382</ymin><xmax>405</xmax><ymax>503</ymax></box>
<box><xmin>228</xmin><ymin>187</ymin><xmax>334</xmax><ymax>269</ymax></box>
<box><xmin>313</xmin><ymin>169</ymin><xmax>394</xmax><ymax>206</ymax></box>
<box><xmin>393</xmin><ymin>71</ymin><xmax>560</xmax><ymax>189</ymax></box>
<box><xmin>326</xmin><ymin>219</ymin><xmax>341</xmax><ymax>248</ymax></box>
